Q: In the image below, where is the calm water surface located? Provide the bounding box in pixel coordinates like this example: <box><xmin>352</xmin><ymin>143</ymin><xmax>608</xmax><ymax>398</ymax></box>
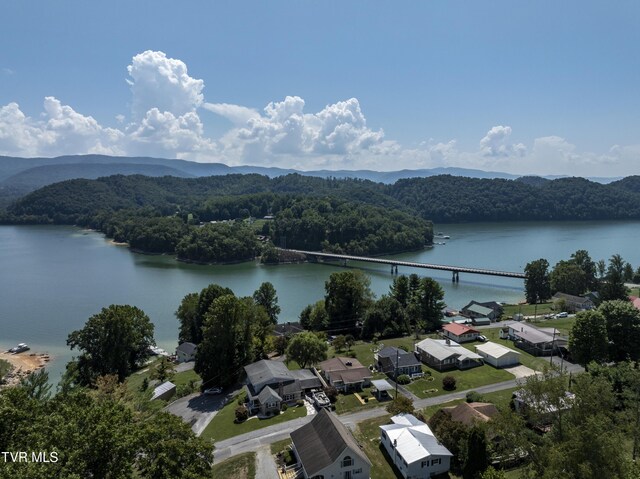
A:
<box><xmin>1</xmin><ymin>221</ymin><xmax>639</xmax><ymax>382</ymax></box>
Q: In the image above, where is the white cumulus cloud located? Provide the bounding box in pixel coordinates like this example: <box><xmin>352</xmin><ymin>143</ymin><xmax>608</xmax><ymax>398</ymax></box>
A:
<box><xmin>480</xmin><ymin>125</ymin><xmax>526</xmax><ymax>158</ymax></box>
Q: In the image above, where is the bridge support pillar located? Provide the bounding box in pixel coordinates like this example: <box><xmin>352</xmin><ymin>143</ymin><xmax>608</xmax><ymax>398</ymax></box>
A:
<box><xmin>391</xmin><ymin>264</ymin><xmax>398</xmax><ymax>275</ymax></box>
<box><xmin>342</xmin><ymin>259</ymin><xmax>348</xmax><ymax>267</ymax></box>
<box><xmin>452</xmin><ymin>271</ymin><xmax>459</xmax><ymax>282</ymax></box>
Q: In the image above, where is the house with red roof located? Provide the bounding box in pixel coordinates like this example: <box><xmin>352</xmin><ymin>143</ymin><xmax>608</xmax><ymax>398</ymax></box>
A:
<box><xmin>442</xmin><ymin>323</ymin><xmax>480</xmax><ymax>343</ymax></box>
<box><xmin>629</xmin><ymin>296</ymin><xmax>640</xmax><ymax>311</ymax></box>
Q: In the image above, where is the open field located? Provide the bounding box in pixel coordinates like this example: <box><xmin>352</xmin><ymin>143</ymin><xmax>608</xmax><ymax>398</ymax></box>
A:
<box><xmin>502</xmin><ymin>302</ymin><xmax>555</xmax><ymax>318</ymax></box>
<box><xmin>211</xmin><ymin>452</ymin><xmax>256</xmax><ymax>479</ymax></box>
<box><xmin>201</xmin><ymin>394</ymin><xmax>307</xmax><ymax>442</ymax></box>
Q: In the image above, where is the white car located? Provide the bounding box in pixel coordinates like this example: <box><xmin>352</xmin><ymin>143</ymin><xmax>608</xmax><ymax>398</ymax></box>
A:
<box><xmin>204</xmin><ymin>387</ymin><xmax>223</xmax><ymax>395</ymax></box>
<box><xmin>477</xmin><ymin>335</ymin><xmax>487</xmax><ymax>342</ymax></box>
<box><xmin>555</xmin><ymin>312</ymin><xmax>568</xmax><ymax>318</ymax></box>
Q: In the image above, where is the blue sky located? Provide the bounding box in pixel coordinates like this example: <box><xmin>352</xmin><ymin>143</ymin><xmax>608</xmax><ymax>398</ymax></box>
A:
<box><xmin>0</xmin><ymin>1</ymin><xmax>638</xmax><ymax>176</ymax></box>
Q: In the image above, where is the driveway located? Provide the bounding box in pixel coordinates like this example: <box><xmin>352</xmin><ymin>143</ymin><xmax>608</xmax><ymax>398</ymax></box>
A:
<box><xmin>255</xmin><ymin>445</ymin><xmax>279</xmax><ymax>479</ymax></box>
<box><xmin>504</xmin><ymin>365</ymin><xmax>538</xmax><ymax>379</ymax></box>
<box><xmin>165</xmin><ymin>389</ymin><xmax>233</xmax><ymax>436</ymax></box>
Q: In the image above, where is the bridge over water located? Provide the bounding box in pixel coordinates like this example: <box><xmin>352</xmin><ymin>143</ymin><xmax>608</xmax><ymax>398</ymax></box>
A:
<box><xmin>280</xmin><ymin>249</ymin><xmax>526</xmax><ymax>281</ymax></box>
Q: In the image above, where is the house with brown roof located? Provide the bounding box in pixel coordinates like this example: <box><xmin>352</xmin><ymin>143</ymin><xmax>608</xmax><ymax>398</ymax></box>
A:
<box><xmin>442</xmin><ymin>323</ymin><xmax>480</xmax><ymax>343</ymax></box>
<box><xmin>438</xmin><ymin>402</ymin><xmax>499</xmax><ymax>427</ymax></box>
<box><xmin>318</xmin><ymin>357</ymin><xmax>372</xmax><ymax>392</ymax></box>
<box><xmin>291</xmin><ymin>408</ymin><xmax>371</xmax><ymax>479</ymax></box>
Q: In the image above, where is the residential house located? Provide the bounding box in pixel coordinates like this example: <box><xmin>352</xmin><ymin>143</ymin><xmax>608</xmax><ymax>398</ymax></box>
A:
<box><xmin>462</xmin><ymin>300</ymin><xmax>503</xmax><ymax>319</ymax></box>
<box><xmin>442</xmin><ymin>323</ymin><xmax>480</xmax><ymax>343</ymax></box>
<box><xmin>319</xmin><ymin>357</ymin><xmax>373</xmax><ymax>392</ymax></box>
<box><xmin>438</xmin><ymin>402</ymin><xmax>499</xmax><ymax>427</ymax></box>
<box><xmin>461</xmin><ymin>302</ymin><xmax>500</xmax><ymax>323</ymax></box>
<box><xmin>414</xmin><ymin>338</ymin><xmax>483</xmax><ymax>371</ymax></box>
<box><xmin>291</xmin><ymin>408</ymin><xmax>371</xmax><ymax>479</ymax></box>
<box><xmin>244</xmin><ymin>359</ymin><xmax>321</xmax><ymax>416</ymax></box>
<box><xmin>475</xmin><ymin>341</ymin><xmax>520</xmax><ymax>368</ymax></box>
<box><xmin>512</xmin><ymin>388</ymin><xmax>575</xmax><ymax>427</ymax></box>
<box><xmin>552</xmin><ymin>292</ymin><xmax>594</xmax><ymax>312</ymax></box>
<box><xmin>507</xmin><ymin>323</ymin><xmax>567</xmax><ymax>356</ymax></box>
<box><xmin>375</xmin><ymin>346</ymin><xmax>422</xmax><ymax>378</ymax></box>
<box><xmin>151</xmin><ymin>381</ymin><xmax>176</xmax><ymax>401</ymax></box>
<box><xmin>380</xmin><ymin>413</ymin><xmax>452</xmax><ymax>478</ymax></box>
<box><xmin>175</xmin><ymin>342</ymin><xmax>197</xmax><ymax>363</ymax></box>
<box><xmin>629</xmin><ymin>296</ymin><xmax>640</xmax><ymax>312</ymax></box>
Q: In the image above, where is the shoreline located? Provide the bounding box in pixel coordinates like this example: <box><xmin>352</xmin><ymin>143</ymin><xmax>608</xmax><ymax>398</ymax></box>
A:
<box><xmin>0</xmin><ymin>351</ymin><xmax>52</xmax><ymax>387</ymax></box>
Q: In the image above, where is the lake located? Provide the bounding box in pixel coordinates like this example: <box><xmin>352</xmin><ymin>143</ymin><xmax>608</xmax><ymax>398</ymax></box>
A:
<box><xmin>1</xmin><ymin>220</ymin><xmax>639</xmax><ymax>382</ymax></box>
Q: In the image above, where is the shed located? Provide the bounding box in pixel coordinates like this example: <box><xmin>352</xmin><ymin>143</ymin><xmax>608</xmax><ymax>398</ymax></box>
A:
<box><xmin>371</xmin><ymin>379</ymin><xmax>394</xmax><ymax>400</ymax></box>
<box><xmin>475</xmin><ymin>342</ymin><xmax>520</xmax><ymax>368</ymax></box>
<box><xmin>151</xmin><ymin>381</ymin><xmax>176</xmax><ymax>401</ymax></box>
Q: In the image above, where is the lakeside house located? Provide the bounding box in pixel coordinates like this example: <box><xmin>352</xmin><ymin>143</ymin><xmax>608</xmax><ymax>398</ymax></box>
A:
<box><xmin>552</xmin><ymin>292</ymin><xmax>594</xmax><ymax>312</ymax></box>
<box><xmin>512</xmin><ymin>388</ymin><xmax>575</xmax><ymax>427</ymax></box>
<box><xmin>461</xmin><ymin>300</ymin><xmax>503</xmax><ymax>321</ymax></box>
<box><xmin>244</xmin><ymin>359</ymin><xmax>321</xmax><ymax>416</ymax></box>
<box><xmin>273</xmin><ymin>321</ymin><xmax>305</xmax><ymax>337</ymax></box>
<box><xmin>319</xmin><ymin>357</ymin><xmax>373</xmax><ymax>392</ymax></box>
<box><xmin>291</xmin><ymin>408</ymin><xmax>371</xmax><ymax>479</ymax></box>
<box><xmin>380</xmin><ymin>413</ymin><xmax>452</xmax><ymax>478</ymax></box>
<box><xmin>475</xmin><ymin>341</ymin><xmax>521</xmax><ymax>368</ymax></box>
<box><xmin>375</xmin><ymin>346</ymin><xmax>422</xmax><ymax>378</ymax></box>
<box><xmin>507</xmin><ymin>323</ymin><xmax>567</xmax><ymax>357</ymax></box>
<box><xmin>415</xmin><ymin>338</ymin><xmax>483</xmax><ymax>371</ymax></box>
<box><xmin>175</xmin><ymin>342</ymin><xmax>197</xmax><ymax>363</ymax></box>
<box><xmin>442</xmin><ymin>323</ymin><xmax>480</xmax><ymax>343</ymax></box>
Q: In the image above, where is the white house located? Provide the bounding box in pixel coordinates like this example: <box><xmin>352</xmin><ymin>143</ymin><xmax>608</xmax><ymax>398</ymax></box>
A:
<box><xmin>380</xmin><ymin>413</ymin><xmax>452</xmax><ymax>478</ymax></box>
<box><xmin>291</xmin><ymin>409</ymin><xmax>371</xmax><ymax>479</ymax></box>
<box><xmin>176</xmin><ymin>342</ymin><xmax>197</xmax><ymax>363</ymax></box>
<box><xmin>442</xmin><ymin>323</ymin><xmax>480</xmax><ymax>343</ymax></box>
<box><xmin>475</xmin><ymin>341</ymin><xmax>520</xmax><ymax>368</ymax></box>
<box><xmin>415</xmin><ymin>338</ymin><xmax>483</xmax><ymax>371</ymax></box>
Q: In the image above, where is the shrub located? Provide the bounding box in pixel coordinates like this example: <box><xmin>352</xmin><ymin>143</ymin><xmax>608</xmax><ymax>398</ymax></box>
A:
<box><xmin>324</xmin><ymin>386</ymin><xmax>339</xmax><ymax>403</ymax></box>
<box><xmin>296</xmin><ymin>399</ymin><xmax>304</xmax><ymax>407</ymax></box>
<box><xmin>235</xmin><ymin>405</ymin><xmax>249</xmax><ymax>422</ymax></box>
<box><xmin>396</xmin><ymin>374</ymin><xmax>411</xmax><ymax>385</ymax></box>
<box><xmin>466</xmin><ymin>391</ymin><xmax>483</xmax><ymax>403</ymax></box>
<box><xmin>282</xmin><ymin>403</ymin><xmax>288</xmax><ymax>411</ymax></box>
<box><xmin>442</xmin><ymin>375</ymin><xmax>457</xmax><ymax>391</ymax></box>
<box><xmin>347</xmin><ymin>351</ymin><xmax>357</xmax><ymax>358</ymax></box>
<box><xmin>140</xmin><ymin>377</ymin><xmax>149</xmax><ymax>392</ymax></box>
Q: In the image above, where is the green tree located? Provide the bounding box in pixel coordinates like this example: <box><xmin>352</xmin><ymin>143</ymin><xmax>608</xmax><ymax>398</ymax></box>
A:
<box><xmin>286</xmin><ymin>332</ymin><xmax>328</xmax><ymax>368</ymax></box>
<box><xmin>550</xmin><ymin>260</ymin><xmax>586</xmax><ymax>296</ymax></box>
<box><xmin>386</xmin><ymin>395</ymin><xmax>414</xmax><ymax>415</ymax></box>
<box><xmin>324</xmin><ymin>270</ymin><xmax>373</xmax><ymax>333</ymax></box>
<box><xmin>332</xmin><ymin>335</ymin><xmax>347</xmax><ymax>352</ymax></box>
<box><xmin>524</xmin><ymin>259</ymin><xmax>551</xmax><ymax>304</ymax></box>
<box><xmin>418</xmin><ymin>277</ymin><xmax>446</xmax><ymax>331</ymax></box>
<box><xmin>599</xmin><ymin>300</ymin><xmax>640</xmax><ymax>362</ymax></box>
<box><xmin>571</xmin><ymin>249</ymin><xmax>599</xmax><ymax>291</ymax></box>
<box><xmin>19</xmin><ymin>369</ymin><xmax>52</xmax><ymax>401</ymax></box>
<box><xmin>390</xmin><ymin>274</ymin><xmax>411</xmax><ymax>308</ymax></box>
<box><xmin>150</xmin><ymin>357</ymin><xmax>177</xmax><ymax>383</ymax></box>
<box><xmin>568</xmin><ymin>310</ymin><xmax>609</xmax><ymax>368</ymax></box>
<box><xmin>175</xmin><ymin>292</ymin><xmax>199</xmax><ymax>344</ymax></box>
<box><xmin>253</xmin><ymin>281</ymin><xmax>281</xmax><ymax>324</ymax></box>
<box><xmin>361</xmin><ymin>295</ymin><xmax>407</xmax><ymax>338</ymax></box>
<box><xmin>195</xmin><ymin>295</ymin><xmax>257</xmax><ymax>387</ymax></box>
<box><xmin>601</xmin><ymin>254</ymin><xmax>628</xmax><ymax>301</ymax></box>
<box><xmin>463</xmin><ymin>425</ymin><xmax>489</xmax><ymax>479</ymax></box>
<box><xmin>194</xmin><ymin>284</ymin><xmax>235</xmax><ymax>343</ymax></box>
<box><xmin>480</xmin><ymin>467</ymin><xmax>506</xmax><ymax>479</ymax></box>
<box><xmin>67</xmin><ymin>305</ymin><xmax>155</xmax><ymax>385</ymax></box>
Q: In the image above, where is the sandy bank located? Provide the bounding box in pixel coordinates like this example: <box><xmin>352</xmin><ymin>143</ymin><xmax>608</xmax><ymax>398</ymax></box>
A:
<box><xmin>0</xmin><ymin>351</ymin><xmax>52</xmax><ymax>387</ymax></box>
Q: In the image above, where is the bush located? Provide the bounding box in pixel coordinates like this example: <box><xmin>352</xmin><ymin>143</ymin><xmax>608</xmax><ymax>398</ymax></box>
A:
<box><xmin>235</xmin><ymin>405</ymin><xmax>249</xmax><ymax>422</ymax></box>
<box><xmin>442</xmin><ymin>375</ymin><xmax>457</xmax><ymax>391</ymax></box>
<box><xmin>296</xmin><ymin>399</ymin><xmax>304</xmax><ymax>407</ymax></box>
<box><xmin>282</xmin><ymin>403</ymin><xmax>288</xmax><ymax>411</ymax></box>
<box><xmin>324</xmin><ymin>386</ymin><xmax>339</xmax><ymax>403</ymax></box>
<box><xmin>396</xmin><ymin>374</ymin><xmax>411</xmax><ymax>385</ymax></box>
<box><xmin>347</xmin><ymin>351</ymin><xmax>357</xmax><ymax>358</ymax></box>
<box><xmin>466</xmin><ymin>391</ymin><xmax>484</xmax><ymax>403</ymax></box>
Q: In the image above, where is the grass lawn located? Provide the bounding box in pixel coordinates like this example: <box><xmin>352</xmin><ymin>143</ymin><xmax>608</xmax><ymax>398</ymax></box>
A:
<box><xmin>353</xmin><ymin>414</ymin><xmax>400</xmax><ymax>479</ymax></box>
<box><xmin>420</xmin><ymin>387</ymin><xmax>518</xmax><ymax>420</ymax></box>
<box><xmin>334</xmin><ymin>386</ymin><xmax>395</xmax><ymax>415</ymax></box>
<box><xmin>404</xmin><ymin>364</ymin><xmax>514</xmax><ymax>400</ymax></box>
<box><xmin>201</xmin><ymin>394</ymin><xmax>307</xmax><ymax>442</ymax></box>
<box><xmin>502</xmin><ymin>302</ymin><xmax>554</xmax><ymax>318</ymax></box>
<box><xmin>462</xmin><ymin>331</ymin><xmax>549</xmax><ymax>371</ymax></box>
<box><xmin>527</xmin><ymin>317</ymin><xmax>574</xmax><ymax>336</ymax></box>
<box><xmin>328</xmin><ymin>335</ymin><xmax>433</xmax><ymax>370</ymax></box>
<box><xmin>211</xmin><ymin>452</ymin><xmax>256</xmax><ymax>479</ymax></box>
<box><xmin>270</xmin><ymin>438</ymin><xmax>293</xmax><ymax>455</ymax></box>
<box><xmin>125</xmin><ymin>360</ymin><xmax>201</xmax><ymax>401</ymax></box>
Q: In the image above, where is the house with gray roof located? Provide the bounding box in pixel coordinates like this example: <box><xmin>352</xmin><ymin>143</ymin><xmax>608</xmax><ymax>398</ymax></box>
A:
<box><xmin>244</xmin><ymin>359</ymin><xmax>321</xmax><ymax>415</ymax></box>
<box><xmin>291</xmin><ymin>408</ymin><xmax>371</xmax><ymax>479</ymax></box>
<box><xmin>552</xmin><ymin>292</ymin><xmax>594</xmax><ymax>312</ymax></box>
<box><xmin>380</xmin><ymin>413</ymin><xmax>452</xmax><ymax>478</ymax></box>
<box><xmin>461</xmin><ymin>301</ymin><xmax>499</xmax><ymax>324</ymax></box>
<box><xmin>415</xmin><ymin>338</ymin><xmax>483</xmax><ymax>371</ymax></box>
<box><xmin>318</xmin><ymin>357</ymin><xmax>373</xmax><ymax>392</ymax></box>
<box><xmin>375</xmin><ymin>346</ymin><xmax>422</xmax><ymax>378</ymax></box>
<box><xmin>507</xmin><ymin>323</ymin><xmax>567</xmax><ymax>356</ymax></box>
<box><xmin>175</xmin><ymin>342</ymin><xmax>197</xmax><ymax>363</ymax></box>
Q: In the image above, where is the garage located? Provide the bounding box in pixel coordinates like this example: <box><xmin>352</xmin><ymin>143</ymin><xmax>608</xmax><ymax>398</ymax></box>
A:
<box><xmin>475</xmin><ymin>342</ymin><xmax>520</xmax><ymax>368</ymax></box>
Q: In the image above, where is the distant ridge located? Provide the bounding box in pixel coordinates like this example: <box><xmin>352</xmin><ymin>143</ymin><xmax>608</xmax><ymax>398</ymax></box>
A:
<box><xmin>0</xmin><ymin>154</ymin><xmax>624</xmax><ymax>203</ymax></box>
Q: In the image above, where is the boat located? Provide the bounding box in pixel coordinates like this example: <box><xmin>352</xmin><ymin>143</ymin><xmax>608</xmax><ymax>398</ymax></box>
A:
<box><xmin>443</xmin><ymin>235</ymin><xmax>450</xmax><ymax>239</ymax></box>
<box><xmin>312</xmin><ymin>391</ymin><xmax>331</xmax><ymax>408</ymax></box>
<box><xmin>8</xmin><ymin>343</ymin><xmax>30</xmax><ymax>354</ymax></box>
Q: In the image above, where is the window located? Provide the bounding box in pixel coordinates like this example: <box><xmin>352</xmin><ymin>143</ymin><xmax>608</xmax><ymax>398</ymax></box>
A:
<box><xmin>421</xmin><ymin>460</ymin><xmax>427</xmax><ymax>468</ymax></box>
<box><xmin>341</xmin><ymin>456</ymin><xmax>353</xmax><ymax>467</ymax></box>
<box><xmin>431</xmin><ymin>458</ymin><xmax>441</xmax><ymax>466</ymax></box>
<box><xmin>353</xmin><ymin>468</ymin><xmax>362</xmax><ymax>474</ymax></box>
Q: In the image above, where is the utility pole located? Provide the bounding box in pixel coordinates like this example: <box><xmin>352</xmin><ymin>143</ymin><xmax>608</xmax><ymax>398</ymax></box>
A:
<box><xmin>549</xmin><ymin>328</ymin><xmax>557</xmax><ymax>365</ymax></box>
<box><xmin>395</xmin><ymin>348</ymin><xmax>399</xmax><ymax>398</ymax></box>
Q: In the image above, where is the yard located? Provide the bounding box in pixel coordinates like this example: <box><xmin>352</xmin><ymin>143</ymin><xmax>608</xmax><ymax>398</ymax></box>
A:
<box><xmin>125</xmin><ymin>359</ymin><xmax>201</xmax><ymax>402</ymax></box>
<box><xmin>502</xmin><ymin>302</ymin><xmax>555</xmax><ymax>318</ymax></box>
<box><xmin>211</xmin><ymin>452</ymin><xmax>256</xmax><ymax>479</ymax></box>
<box><xmin>334</xmin><ymin>386</ymin><xmax>395</xmax><ymax>415</ymax></box>
<box><xmin>461</xmin><ymin>330</ymin><xmax>550</xmax><ymax>371</ymax></box>
<box><xmin>200</xmin><ymin>394</ymin><xmax>307</xmax><ymax>442</ymax></box>
<box><xmin>403</xmin><ymin>364</ymin><xmax>514</xmax><ymax>400</ymax></box>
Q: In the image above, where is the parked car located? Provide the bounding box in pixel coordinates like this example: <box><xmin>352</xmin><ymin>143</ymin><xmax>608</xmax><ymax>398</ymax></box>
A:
<box><xmin>204</xmin><ymin>387</ymin><xmax>223</xmax><ymax>395</ymax></box>
<box><xmin>555</xmin><ymin>312</ymin><xmax>568</xmax><ymax>318</ymax></box>
<box><xmin>477</xmin><ymin>335</ymin><xmax>487</xmax><ymax>342</ymax></box>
